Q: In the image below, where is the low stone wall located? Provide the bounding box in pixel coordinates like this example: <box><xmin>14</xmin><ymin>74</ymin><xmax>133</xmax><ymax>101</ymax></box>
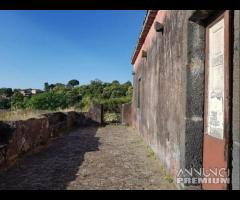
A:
<box><xmin>121</xmin><ymin>102</ymin><xmax>132</xmax><ymax>126</ymax></box>
<box><xmin>0</xmin><ymin>104</ymin><xmax>103</xmax><ymax>168</ymax></box>
<box><xmin>85</xmin><ymin>103</ymin><xmax>103</xmax><ymax>125</ymax></box>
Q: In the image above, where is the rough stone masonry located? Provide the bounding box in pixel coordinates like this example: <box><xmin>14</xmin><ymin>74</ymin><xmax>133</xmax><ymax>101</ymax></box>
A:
<box><xmin>129</xmin><ymin>10</ymin><xmax>240</xmax><ymax>190</ymax></box>
<box><xmin>0</xmin><ymin>104</ymin><xmax>103</xmax><ymax>169</ymax></box>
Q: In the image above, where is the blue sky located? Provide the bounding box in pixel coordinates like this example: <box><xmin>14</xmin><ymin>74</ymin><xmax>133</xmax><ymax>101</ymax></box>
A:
<box><xmin>0</xmin><ymin>10</ymin><xmax>146</xmax><ymax>90</ymax></box>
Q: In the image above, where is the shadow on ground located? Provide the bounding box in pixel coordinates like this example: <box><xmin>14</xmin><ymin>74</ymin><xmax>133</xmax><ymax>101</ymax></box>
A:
<box><xmin>0</xmin><ymin>126</ymin><xmax>100</xmax><ymax>190</ymax></box>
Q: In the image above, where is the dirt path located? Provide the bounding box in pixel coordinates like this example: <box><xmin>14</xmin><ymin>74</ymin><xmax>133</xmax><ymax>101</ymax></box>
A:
<box><xmin>0</xmin><ymin>125</ymin><xmax>176</xmax><ymax>190</ymax></box>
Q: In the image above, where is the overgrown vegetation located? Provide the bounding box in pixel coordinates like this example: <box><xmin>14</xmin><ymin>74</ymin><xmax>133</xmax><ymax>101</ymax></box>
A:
<box><xmin>147</xmin><ymin>146</ymin><xmax>174</xmax><ymax>183</ymax></box>
<box><xmin>159</xmin><ymin>165</ymin><xmax>174</xmax><ymax>183</ymax></box>
<box><xmin>104</xmin><ymin>112</ymin><xmax>121</xmax><ymax>123</ymax></box>
<box><xmin>0</xmin><ymin>79</ymin><xmax>133</xmax><ymax>121</ymax></box>
<box><xmin>147</xmin><ymin>147</ymin><xmax>157</xmax><ymax>160</ymax></box>
<box><xmin>0</xmin><ymin>109</ymin><xmax>52</xmax><ymax>121</ymax></box>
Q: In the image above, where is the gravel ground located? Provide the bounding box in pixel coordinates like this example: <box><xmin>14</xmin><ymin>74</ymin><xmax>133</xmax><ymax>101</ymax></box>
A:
<box><xmin>0</xmin><ymin>125</ymin><xmax>176</xmax><ymax>190</ymax></box>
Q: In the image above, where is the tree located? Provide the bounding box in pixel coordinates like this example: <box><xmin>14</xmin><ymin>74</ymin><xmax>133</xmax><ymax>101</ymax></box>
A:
<box><xmin>102</xmin><ymin>87</ymin><xmax>112</xmax><ymax>99</ymax></box>
<box><xmin>66</xmin><ymin>89</ymin><xmax>82</xmax><ymax>107</ymax></box>
<box><xmin>110</xmin><ymin>90</ymin><xmax>124</xmax><ymax>98</ymax></box>
<box><xmin>0</xmin><ymin>98</ymin><xmax>10</xmax><ymax>109</ymax></box>
<box><xmin>0</xmin><ymin>88</ymin><xmax>13</xmax><ymax>97</ymax></box>
<box><xmin>126</xmin><ymin>86</ymin><xmax>133</xmax><ymax>98</ymax></box>
<box><xmin>11</xmin><ymin>92</ymin><xmax>25</xmax><ymax>110</ymax></box>
<box><xmin>90</xmin><ymin>79</ymin><xmax>102</xmax><ymax>85</ymax></box>
<box><xmin>5</xmin><ymin>79</ymin><xmax>133</xmax><ymax>114</ymax></box>
<box><xmin>25</xmin><ymin>91</ymin><xmax>67</xmax><ymax>111</ymax></box>
<box><xmin>67</xmin><ymin>79</ymin><xmax>79</xmax><ymax>88</ymax></box>
<box><xmin>13</xmin><ymin>89</ymin><xmax>20</xmax><ymax>93</ymax></box>
<box><xmin>124</xmin><ymin>81</ymin><xmax>132</xmax><ymax>87</ymax></box>
<box><xmin>48</xmin><ymin>84</ymin><xmax>56</xmax><ymax>90</ymax></box>
<box><xmin>55</xmin><ymin>83</ymin><xmax>65</xmax><ymax>88</ymax></box>
<box><xmin>80</xmin><ymin>96</ymin><xmax>91</xmax><ymax>112</ymax></box>
<box><xmin>44</xmin><ymin>82</ymin><xmax>49</xmax><ymax>91</ymax></box>
<box><xmin>112</xmin><ymin>80</ymin><xmax>120</xmax><ymax>85</ymax></box>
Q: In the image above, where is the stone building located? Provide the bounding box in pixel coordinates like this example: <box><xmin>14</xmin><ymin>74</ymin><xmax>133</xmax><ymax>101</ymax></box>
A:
<box><xmin>130</xmin><ymin>10</ymin><xmax>240</xmax><ymax>190</ymax></box>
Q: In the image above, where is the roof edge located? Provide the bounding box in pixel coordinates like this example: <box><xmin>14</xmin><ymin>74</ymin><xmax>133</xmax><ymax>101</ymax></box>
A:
<box><xmin>131</xmin><ymin>10</ymin><xmax>158</xmax><ymax>65</ymax></box>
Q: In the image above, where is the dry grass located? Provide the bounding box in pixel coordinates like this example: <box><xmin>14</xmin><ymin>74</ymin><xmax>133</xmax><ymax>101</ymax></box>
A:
<box><xmin>0</xmin><ymin>110</ymin><xmax>53</xmax><ymax>121</ymax></box>
<box><xmin>159</xmin><ymin>165</ymin><xmax>174</xmax><ymax>183</ymax></box>
<box><xmin>0</xmin><ymin>107</ymin><xmax>84</xmax><ymax>121</ymax></box>
<box><xmin>58</xmin><ymin>107</ymin><xmax>82</xmax><ymax>113</ymax></box>
<box><xmin>147</xmin><ymin>147</ymin><xmax>157</xmax><ymax>160</ymax></box>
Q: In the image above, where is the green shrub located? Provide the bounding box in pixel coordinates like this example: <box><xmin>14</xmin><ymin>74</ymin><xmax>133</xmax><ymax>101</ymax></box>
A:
<box><xmin>101</xmin><ymin>97</ymin><xmax>131</xmax><ymax>113</ymax></box>
<box><xmin>11</xmin><ymin>92</ymin><xmax>25</xmax><ymax>110</ymax></box>
<box><xmin>4</xmin><ymin>79</ymin><xmax>133</xmax><ymax>113</ymax></box>
<box><xmin>104</xmin><ymin>112</ymin><xmax>121</xmax><ymax>123</ymax></box>
<box><xmin>0</xmin><ymin>98</ymin><xmax>10</xmax><ymax>109</ymax></box>
<box><xmin>25</xmin><ymin>91</ymin><xmax>67</xmax><ymax>111</ymax></box>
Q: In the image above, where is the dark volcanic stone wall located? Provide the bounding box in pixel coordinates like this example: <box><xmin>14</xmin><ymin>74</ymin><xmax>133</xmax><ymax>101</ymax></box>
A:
<box><xmin>184</xmin><ymin>12</ymin><xmax>205</xmax><ymax>178</ymax></box>
<box><xmin>132</xmin><ymin>10</ymin><xmax>240</xmax><ymax>190</ymax></box>
<box><xmin>133</xmin><ymin>11</ymin><xmax>191</xmax><ymax>177</ymax></box>
<box><xmin>121</xmin><ymin>102</ymin><xmax>132</xmax><ymax>126</ymax></box>
<box><xmin>232</xmin><ymin>10</ymin><xmax>240</xmax><ymax>190</ymax></box>
<box><xmin>132</xmin><ymin>11</ymin><xmax>208</xmax><ymax>187</ymax></box>
<box><xmin>0</xmin><ymin>104</ymin><xmax>103</xmax><ymax>169</ymax></box>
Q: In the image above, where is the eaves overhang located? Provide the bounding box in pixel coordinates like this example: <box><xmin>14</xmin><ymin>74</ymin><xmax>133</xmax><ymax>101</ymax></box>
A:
<box><xmin>131</xmin><ymin>10</ymin><xmax>158</xmax><ymax>65</ymax></box>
